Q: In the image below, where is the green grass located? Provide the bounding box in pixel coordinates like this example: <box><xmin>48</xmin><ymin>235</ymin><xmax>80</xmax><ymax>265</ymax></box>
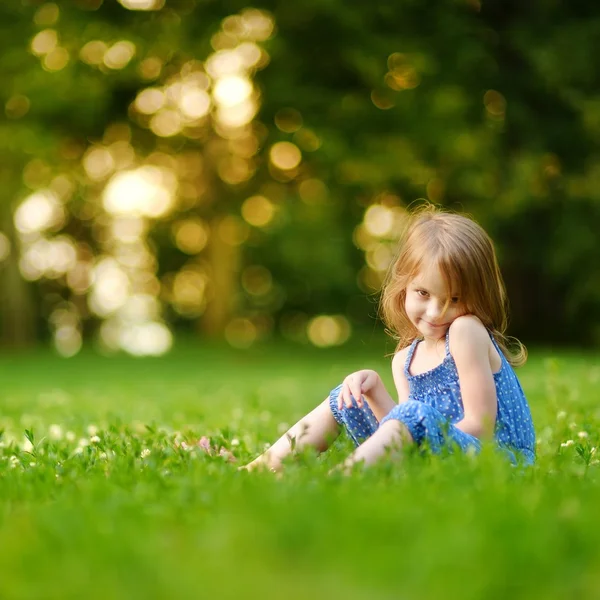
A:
<box><xmin>1</xmin><ymin>337</ymin><xmax>599</xmax><ymax>600</ymax></box>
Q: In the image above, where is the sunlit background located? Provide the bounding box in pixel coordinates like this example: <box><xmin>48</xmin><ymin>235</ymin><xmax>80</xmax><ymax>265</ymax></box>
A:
<box><xmin>3</xmin><ymin>0</ymin><xmax>600</xmax><ymax>356</ymax></box>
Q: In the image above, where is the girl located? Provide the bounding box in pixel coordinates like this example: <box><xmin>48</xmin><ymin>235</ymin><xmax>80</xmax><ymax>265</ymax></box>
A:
<box><xmin>243</xmin><ymin>206</ymin><xmax>536</xmax><ymax>472</ymax></box>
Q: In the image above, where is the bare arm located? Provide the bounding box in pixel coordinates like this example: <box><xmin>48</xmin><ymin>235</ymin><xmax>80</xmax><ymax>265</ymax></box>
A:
<box><xmin>339</xmin><ymin>370</ymin><xmax>395</xmax><ymax>422</ymax></box>
<box><xmin>391</xmin><ymin>346</ymin><xmax>410</xmax><ymax>405</ymax></box>
<box><xmin>362</xmin><ymin>376</ymin><xmax>396</xmax><ymax>422</ymax></box>
<box><xmin>449</xmin><ymin>316</ymin><xmax>498</xmax><ymax>440</ymax></box>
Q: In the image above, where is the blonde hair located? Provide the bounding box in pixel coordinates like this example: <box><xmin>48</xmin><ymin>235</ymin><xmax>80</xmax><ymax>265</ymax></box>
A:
<box><xmin>380</xmin><ymin>205</ymin><xmax>526</xmax><ymax>367</ymax></box>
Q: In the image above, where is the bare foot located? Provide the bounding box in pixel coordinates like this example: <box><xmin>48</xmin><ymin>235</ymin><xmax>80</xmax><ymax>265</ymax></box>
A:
<box><xmin>239</xmin><ymin>455</ymin><xmax>282</xmax><ymax>475</ymax></box>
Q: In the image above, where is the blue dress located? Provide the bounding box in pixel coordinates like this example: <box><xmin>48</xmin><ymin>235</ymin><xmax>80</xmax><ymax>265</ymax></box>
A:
<box><xmin>328</xmin><ymin>329</ymin><xmax>536</xmax><ymax>465</ymax></box>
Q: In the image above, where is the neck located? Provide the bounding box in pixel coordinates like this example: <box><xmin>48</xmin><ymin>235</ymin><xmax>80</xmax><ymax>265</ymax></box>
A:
<box><xmin>419</xmin><ymin>335</ymin><xmax>446</xmax><ymax>353</ymax></box>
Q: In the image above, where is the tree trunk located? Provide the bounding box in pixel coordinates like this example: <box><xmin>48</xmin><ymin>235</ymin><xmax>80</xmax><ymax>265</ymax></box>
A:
<box><xmin>0</xmin><ymin>191</ymin><xmax>36</xmax><ymax>349</ymax></box>
<box><xmin>200</xmin><ymin>215</ymin><xmax>240</xmax><ymax>337</ymax></box>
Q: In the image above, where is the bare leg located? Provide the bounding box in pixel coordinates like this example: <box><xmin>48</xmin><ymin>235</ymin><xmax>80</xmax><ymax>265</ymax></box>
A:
<box><xmin>242</xmin><ymin>397</ymin><xmax>340</xmax><ymax>472</ymax></box>
<box><xmin>339</xmin><ymin>419</ymin><xmax>413</xmax><ymax>473</ymax></box>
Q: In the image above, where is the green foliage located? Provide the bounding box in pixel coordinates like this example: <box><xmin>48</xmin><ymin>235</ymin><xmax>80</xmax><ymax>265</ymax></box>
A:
<box><xmin>2</xmin><ymin>1</ymin><xmax>600</xmax><ymax>346</ymax></box>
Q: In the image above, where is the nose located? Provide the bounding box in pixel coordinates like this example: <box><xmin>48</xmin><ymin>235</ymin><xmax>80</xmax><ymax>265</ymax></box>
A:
<box><xmin>426</xmin><ymin>300</ymin><xmax>442</xmax><ymax>321</ymax></box>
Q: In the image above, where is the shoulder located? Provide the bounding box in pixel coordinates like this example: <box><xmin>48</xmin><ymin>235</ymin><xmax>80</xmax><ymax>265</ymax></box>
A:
<box><xmin>391</xmin><ymin>344</ymin><xmax>412</xmax><ymax>400</ymax></box>
<box><xmin>448</xmin><ymin>315</ymin><xmax>490</xmax><ymax>353</ymax></box>
<box><xmin>391</xmin><ymin>344</ymin><xmax>411</xmax><ymax>371</ymax></box>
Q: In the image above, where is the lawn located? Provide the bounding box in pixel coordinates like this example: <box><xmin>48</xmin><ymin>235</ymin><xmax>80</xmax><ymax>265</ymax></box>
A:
<box><xmin>0</xmin><ymin>336</ymin><xmax>599</xmax><ymax>600</ymax></box>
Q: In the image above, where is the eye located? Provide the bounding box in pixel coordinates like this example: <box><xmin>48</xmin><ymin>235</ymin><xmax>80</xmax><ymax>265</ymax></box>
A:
<box><xmin>450</xmin><ymin>297</ymin><xmax>460</xmax><ymax>304</ymax></box>
<box><xmin>416</xmin><ymin>289</ymin><xmax>429</xmax><ymax>298</ymax></box>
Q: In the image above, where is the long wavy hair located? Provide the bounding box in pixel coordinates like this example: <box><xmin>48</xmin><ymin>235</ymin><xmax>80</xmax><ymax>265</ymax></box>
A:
<box><xmin>380</xmin><ymin>205</ymin><xmax>526</xmax><ymax>367</ymax></box>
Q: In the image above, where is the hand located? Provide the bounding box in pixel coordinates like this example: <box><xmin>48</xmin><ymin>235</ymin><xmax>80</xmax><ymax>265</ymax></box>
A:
<box><xmin>338</xmin><ymin>370</ymin><xmax>381</xmax><ymax>411</ymax></box>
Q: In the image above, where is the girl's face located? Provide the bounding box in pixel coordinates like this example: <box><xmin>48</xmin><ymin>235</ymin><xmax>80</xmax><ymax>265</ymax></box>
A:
<box><xmin>404</xmin><ymin>264</ymin><xmax>466</xmax><ymax>341</ymax></box>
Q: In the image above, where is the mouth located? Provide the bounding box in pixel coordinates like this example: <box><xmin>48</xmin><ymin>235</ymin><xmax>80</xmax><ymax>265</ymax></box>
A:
<box><xmin>422</xmin><ymin>320</ymin><xmax>448</xmax><ymax>328</ymax></box>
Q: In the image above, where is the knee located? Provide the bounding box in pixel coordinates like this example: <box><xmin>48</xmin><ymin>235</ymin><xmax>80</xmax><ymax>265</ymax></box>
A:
<box><xmin>386</xmin><ymin>400</ymin><xmax>435</xmax><ymax>422</ymax></box>
<box><xmin>377</xmin><ymin>418</ymin><xmax>414</xmax><ymax>444</ymax></box>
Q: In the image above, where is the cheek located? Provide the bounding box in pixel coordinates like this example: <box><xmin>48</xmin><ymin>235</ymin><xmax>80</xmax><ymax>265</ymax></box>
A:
<box><xmin>404</xmin><ymin>295</ymin><xmax>421</xmax><ymax>314</ymax></box>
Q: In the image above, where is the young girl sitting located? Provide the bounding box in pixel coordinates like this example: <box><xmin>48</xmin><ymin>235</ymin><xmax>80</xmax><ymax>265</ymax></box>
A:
<box><xmin>243</xmin><ymin>206</ymin><xmax>536</xmax><ymax>472</ymax></box>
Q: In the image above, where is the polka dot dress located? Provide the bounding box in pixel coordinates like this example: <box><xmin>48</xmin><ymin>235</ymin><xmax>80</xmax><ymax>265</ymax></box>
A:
<box><xmin>329</xmin><ymin>330</ymin><xmax>536</xmax><ymax>464</ymax></box>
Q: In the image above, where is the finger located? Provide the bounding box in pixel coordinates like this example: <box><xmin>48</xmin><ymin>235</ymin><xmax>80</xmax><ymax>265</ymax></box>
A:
<box><xmin>344</xmin><ymin>383</ymin><xmax>354</xmax><ymax>409</ymax></box>
<box><xmin>350</xmin><ymin>383</ymin><xmax>363</xmax><ymax>407</ymax></box>
<box><xmin>339</xmin><ymin>383</ymin><xmax>349</xmax><ymax>410</ymax></box>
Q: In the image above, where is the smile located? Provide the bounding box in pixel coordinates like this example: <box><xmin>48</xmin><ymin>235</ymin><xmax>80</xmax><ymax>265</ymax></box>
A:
<box><xmin>422</xmin><ymin>320</ymin><xmax>448</xmax><ymax>328</ymax></box>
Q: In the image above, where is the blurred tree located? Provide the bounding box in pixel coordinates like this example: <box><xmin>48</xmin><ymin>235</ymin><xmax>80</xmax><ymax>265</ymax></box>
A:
<box><xmin>2</xmin><ymin>0</ymin><xmax>600</xmax><ymax>352</ymax></box>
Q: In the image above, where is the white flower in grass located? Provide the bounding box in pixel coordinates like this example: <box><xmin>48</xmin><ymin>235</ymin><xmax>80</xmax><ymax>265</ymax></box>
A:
<box><xmin>49</xmin><ymin>424</ymin><xmax>64</xmax><ymax>440</ymax></box>
<box><xmin>561</xmin><ymin>440</ymin><xmax>575</xmax><ymax>448</ymax></box>
<box><xmin>9</xmin><ymin>455</ymin><xmax>19</xmax><ymax>468</ymax></box>
<box><xmin>87</xmin><ymin>424</ymin><xmax>99</xmax><ymax>436</ymax></box>
<box><xmin>22</xmin><ymin>438</ymin><xmax>34</xmax><ymax>453</ymax></box>
<box><xmin>99</xmin><ymin>452</ymin><xmax>108</xmax><ymax>460</ymax></box>
<box><xmin>577</xmin><ymin>431</ymin><xmax>589</xmax><ymax>439</ymax></box>
<box><xmin>230</xmin><ymin>438</ymin><xmax>240</xmax><ymax>447</ymax></box>
<box><xmin>140</xmin><ymin>448</ymin><xmax>151</xmax><ymax>459</ymax></box>
<box><xmin>556</xmin><ymin>411</ymin><xmax>567</xmax><ymax>420</ymax></box>
<box><xmin>66</xmin><ymin>431</ymin><xmax>76</xmax><ymax>442</ymax></box>
<box><xmin>78</xmin><ymin>438</ymin><xmax>90</xmax><ymax>448</ymax></box>
<box><xmin>90</xmin><ymin>435</ymin><xmax>101</xmax><ymax>444</ymax></box>
<box><xmin>591</xmin><ymin>447</ymin><xmax>597</xmax><ymax>456</ymax></box>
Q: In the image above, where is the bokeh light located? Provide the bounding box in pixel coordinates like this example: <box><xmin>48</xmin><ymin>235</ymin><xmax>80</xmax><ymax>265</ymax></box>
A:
<box><xmin>30</xmin><ymin>29</ymin><xmax>57</xmax><ymax>56</ymax></box>
<box><xmin>119</xmin><ymin>322</ymin><xmax>173</xmax><ymax>356</ymax></box>
<box><xmin>83</xmin><ymin>147</ymin><xmax>115</xmax><ymax>180</ymax></box>
<box><xmin>43</xmin><ymin>47</ymin><xmax>69</xmax><ymax>71</ymax></box>
<box><xmin>103</xmin><ymin>166</ymin><xmax>177</xmax><ymax>218</ymax></box>
<box><xmin>117</xmin><ymin>0</ymin><xmax>165</xmax><ymax>9</ymax></box>
<box><xmin>298</xmin><ymin>179</ymin><xmax>327</xmax><ymax>204</ymax></box>
<box><xmin>307</xmin><ymin>315</ymin><xmax>351</xmax><ymax>347</ymax></box>
<box><xmin>5</xmin><ymin>95</ymin><xmax>31</xmax><ymax>119</ymax></box>
<box><xmin>225</xmin><ymin>318</ymin><xmax>257</xmax><ymax>348</ymax></box>
<box><xmin>241</xmin><ymin>195</ymin><xmax>275</xmax><ymax>227</ymax></box>
<box><xmin>269</xmin><ymin>142</ymin><xmax>302</xmax><ymax>170</ymax></box>
<box><xmin>89</xmin><ymin>258</ymin><xmax>130</xmax><ymax>316</ymax></box>
<box><xmin>103</xmin><ymin>41</ymin><xmax>136</xmax><ymax>70</ymax></box>
<box><xmin>213</xmin><ymin>76</ymin><xmax>252</xmax><ymax>107</ymax></box>
<box><xmin>79</xmin><ymin>41</ymin><xmax>108</xmax><ymax>66</ymax></box>
<box><xmin>135</xmin><ymin>88</ymin><xmax>166</xmax><ymax>114</ymax></box>
<box><xmin>484</xmin><ymin>89</ymin><xmax>506</xmax><ymax>119</ymax></box>
<box><xmin>241</xmin><ymin>265</ymin><xmax>272</xmax><ymax>296</ymax></box>
<box><xmin>0</xmin><ymin>233</ymin><xmax>11</xmax><ymax>262</ymax></box>
<box><xmin>171</xmin><ymin>267</ymin><xmax>208</xmax><ymax>317</ymax></box>
<box><xmin>34</xmin><ymin>3</ymin><xmax>59</xmax><ymax>26</ymax></box>
<box><xmin>149</xmin><ymin>110</ymin><xmax>183</xmax><ymax>137</ymax></box>
<box><xmin>179</xmin><ymin>88</ymin><xmax>211</xmax><ymax>119</ymax></box>
<box><xmin>14</xmin><ymin>190</ymin><xmax>64</xmax><ymax>234</ymax></box>
<box><xmin>172</xmin><ymin>219</ymin><xmax>209</xmax><ymax>254</ymax></box>
<box><xmin>275</xmin><ymin>108</ymin><xmax>303</xmax><ymax>133</ymax></box>
<box><xmin>218</xmin><ymin>216</ymin><xmax>249</xmax><ymax>245</ymax></box>
<box><xmin>19</xmin><ymin>236</ymin><xmax>78</xmax><ymax>281</ymax></box>
<box><xmin>364</xmin><ymin>205</ymin><xmax>395</xmax><ymax>237</ymax></box>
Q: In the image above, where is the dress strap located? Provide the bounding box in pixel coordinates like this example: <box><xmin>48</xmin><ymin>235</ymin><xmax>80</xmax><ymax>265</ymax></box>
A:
<box><xmin>444</xmin><ymin>328</ymin><xmax>451</xmax><ymax>356</ymax></box>
<box><xmin>404</xmin><ymin>339</ymin><xmax>419</xmax><ymax>377</ymax></box>
<box><xmin>488</xmin><ymin>332</ymin><xmax>506</xmax><ymax>363</ymax></box>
